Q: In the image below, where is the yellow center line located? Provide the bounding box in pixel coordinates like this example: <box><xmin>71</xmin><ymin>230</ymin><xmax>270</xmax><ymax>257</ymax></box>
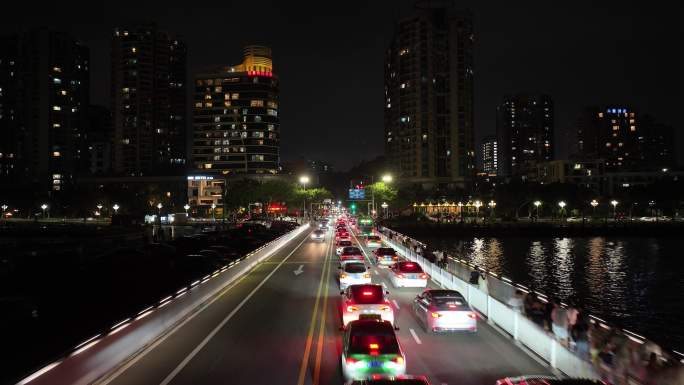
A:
<box><xmin>312</xmin><ymin>235</ymin><xmax>333</xmax><ymax>385</ymax></box>
<box><xmin>296</xmin><ymin>235</ymin><xmax>331</xmax><ymax>385</ymax></box>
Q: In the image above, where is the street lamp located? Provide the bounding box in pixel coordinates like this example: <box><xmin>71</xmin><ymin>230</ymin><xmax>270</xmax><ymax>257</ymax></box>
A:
<box><xmin>534</xmin><ymin>200</ymin><xmax>542</xmax><ymax>219</ymax></box>
<box><xmin>458</xmin><ymin>202</ymin><xmax>464</xmax><ymax>223</ymax></box>
<box><xmin>590</xmin><ymin>199</ymin><xmax>598</xmax><ymax>218</ymax></box>
<box><xmin>381</xmin><ymin>202</ymin><xmax>389</xmax><ymax>218</ymax></box>
<box><xmin>610</xmin><ymin>200</ymin><xmax>618</xmax><ymax>219</ymax></box>
<box><xmin>299</xmin><ymin>175</ymin><xmax>310</xmax><ymax>219</ymax></box>
<box><xmin>41</xmin><ymin>203</ymin><xmax>48</xmax><ymax>219</ymax></box>
<box><xmin>112</xmin><ymin>204</ymin><xmax>120</xmax><ymax>215</ymax></box>
<box><xmin>1</xmin><ymin>204</ymin><xmax>8</xmax><ymax>219</ymax></box>
<box><xmin>157</xmin><ymin>202</ymin><xmax>163</xmax><ymax>218</ymax></box>
<box><xmin>649</xmin><ymin>200</ymin><xmax>656</xmax><ymax>218</ymax></box>
<box><xmin>96</xmin><ymin>204</ymin><xmax>103</xmax><ymax>217</ymax></box>
<box><xmin>184</xmin><ymin>204</ymin><xmax>190</xmax><ymax>215</ymax></box>
<box><xmin>488</xmin><ymin>200</ymin><xmax>497</xmax><ymax>218</ymax></box>
<box><xmin>558</xmin><ymin>201</ymin><xmax>567</xmax><ymax>221</ymax></box>
<box><xmin>381</xmin><ymin>174</ymin><xmax>393</xmax><ymax>183</ymax></box>
<box><xmin>211</xmin><ymin>203</ymin><xmax>217</xmax><ymax>222</ymax></box>
<box><xmin>474</xmin><ymin>200</ymin><xmax>482</xmax><ymax>222</ymax></box>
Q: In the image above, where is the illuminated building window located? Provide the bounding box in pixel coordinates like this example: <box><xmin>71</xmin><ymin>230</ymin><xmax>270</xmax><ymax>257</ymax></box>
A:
<box><xmin>53</xmin><ymin>151</ymin><xmax>61</xmax><ymax>157</ymax></box>
<box><xmin>214</xmin><ymin>86</ymin><xmax>222</xmax><ymax>93</ymax></box>
<box><xmin>195</xmin><ymin>102</ymin><xmax>202</xmax><ymax>108</ymax></box>
<box><xmin>267</xmin><ymin>101</ymin><xmax>278</xmax><ymax>109</ymax></box>
<box><xmin>231</xmin><ymin>93</ymin><xmax>239</xmax><ymax>100</ymax></box>
<box><xmin>630</xmin><ymin>125</ymin><xmax>636</xmax><ymax>131</ymax></box>
<box><xmin>205</xmin><ymin>102</ymin><xmax>213</xmax><ymax>107</ymax></box>
<box><xmin>254</xmin><ymin>115</ymin><xmax>262</xmax><ymax>122</ymax></box>
<box><xmin>268</xmin><ymin>124</ymin><xmax>275</xmax><ymax>131</ymax></box>
<box><xmin>53</xmin><ymin>123</ymin><xmax>61</xmax><ymax>128</ymax></box>
<box><xmin>131</xmin><ymin>47</ymin><xmax>137</xmax><ymax>53</ymax></box>
<box><xmin>53</xmin><ymin>106</ymin><xmax>61</xmax><ymax>111</ymax></box>
<box><xmin>250</xmin><ymin>100</ymin><xmax>264</xmax><ymax>107</ymax></box>
<box><xmin>606</xmin><ymin>142</ymin><xmax>611</xmax><ymax>147</ymax></box>
<box><xmin>224</xmin><ymin>101</ymin><xmax>231</xmax><ymax>107</ymax></box>
<box><xmin>251</xmin><ymin>155</ymin><xmax>264</xmax><ymax>161</ymax></box>
<box><xmin>60</xmin><ymin>90</ymin><xmax>67</xmax><ymax>96</ymax></box>
<box><xmin>53</xmin><ymin>67</ymin><xmax>62</xmax><ymax>73</ymax></box>
<box><xmin>204</xmin><ymin>94</ymin><xmax>212</xmax><ymax>100</ymax></box>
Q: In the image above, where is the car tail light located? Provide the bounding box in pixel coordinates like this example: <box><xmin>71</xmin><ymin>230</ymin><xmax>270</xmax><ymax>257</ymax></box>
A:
<box><xmin>420</xmin><ymin>274</ymin><xmax>428</xmax><ymax>279</ymax></box>
<box><xmin>468</xmin><ymin>312</ymin><xmax>477</xmax><ymax>319</ymax></box>
<box><xmin>405</xmin><ymin>263</ymin><xmax>414</xmax><ymax>267</ymax></box>
<box><xmin>346</xmin><ymin>305</ymin><xmax>358</xmax><ymax>312</ymax></box>
<box><xmin>340</xmin><ymin>273</ymin><xmax>348</xmax><ymax>279</ymax></box>
<box><xmin>448</xmin><ymin>304</ymin><xmax>458</xmax><ymax>309</ymax></box>
<box><xmin>380</xmin><ymin>305</ymin><xmax>391</xmax><ymax>311</ymax></box>
<box><xmin>363</xmin><ymin>273</ymin><xmax>371</xmax><ymax>278</ymax></box>
<box><xmin>369</xmin><ymin>343</ymin><xmax>379</xmax><ymax>350</ymax></box>
<box><xmin>431</xmin><ymin>312</ymin><xmax>442</xmax><ymax>318</ymax></box>
<box><xmin>392</xmin><ymin>356</ymin><xmax>404</xmax><ymax>365</ymax></box>
<box><xmin>362</xmin><ymin>291</ymin><xmax>373</xmax><ymax>296</ymax></box>
<box><xmin>396</xmin><ymin>273</ymin><xmax>405</xmax><ymax>279</ymax></box>
<box><xmin>392</xmin><ymin>256</ymin><xmax>398</xmax><ymax>260</ymax></box>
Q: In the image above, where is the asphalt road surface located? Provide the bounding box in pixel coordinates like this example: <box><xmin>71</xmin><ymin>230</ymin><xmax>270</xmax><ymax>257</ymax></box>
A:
<box><xmin>96</xmin><ymin>225</ymin><xmax>551</xmax><ymax>385</ymax></box>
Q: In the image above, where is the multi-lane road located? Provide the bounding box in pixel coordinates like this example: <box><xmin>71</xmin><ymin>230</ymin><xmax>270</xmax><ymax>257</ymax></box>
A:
<box><xmin>94</xmin><ymin>223</ymin><xmax>551</xmax><ymax>385</ymax></box>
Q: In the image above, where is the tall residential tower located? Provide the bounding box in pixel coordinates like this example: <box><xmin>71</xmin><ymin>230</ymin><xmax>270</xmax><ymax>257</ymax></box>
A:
<box><xmin>496</xmin><ymin>94</ymin><xmax>554</xmax><ymax>178</ymax></box>
<box><xmin>111</xmin><ymin>24</ymin><xmax>187</xmax><ymax>176</ymax></box>
<box><xmin>384</xmin><ymin>3</ymin><xmax>474</xmax><ymax>188</ymax></box>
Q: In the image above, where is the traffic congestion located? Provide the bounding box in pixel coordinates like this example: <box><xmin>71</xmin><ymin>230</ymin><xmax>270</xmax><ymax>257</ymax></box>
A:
<box><xmin>322</xmin><ymin>212</ymin><xmax>605</xmax><ymax>385</ymax></box>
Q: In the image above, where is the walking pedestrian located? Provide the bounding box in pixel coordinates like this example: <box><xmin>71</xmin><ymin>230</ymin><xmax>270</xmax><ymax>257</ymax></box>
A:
<box><xmin>469</xmin><ymin>266</ymin><xmax>481</xmax><ymax>285</ymax></box>
<box><xmin>478</xmin><ymin>271</ymin><xmax>489</xmax><ymax>294</ymax></box>
<box><xmin>571</xmin><ymin>312</ymin><xmax>591</xmax><ymax>359</ymax></box>
<box><xmin>507</xmin><ymin>290</ymin><xmax>525</xmax><ymax>313</ymax></box>
<box><xmin>551</xmin><ymin>302</ymin><xmax>569</xmax><ymax>346</ymax></box>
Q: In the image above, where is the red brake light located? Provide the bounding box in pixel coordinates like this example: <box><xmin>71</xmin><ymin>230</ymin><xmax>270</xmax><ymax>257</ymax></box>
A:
<box><xmin>362</xmin><ymin>291</ymin><xmax>373</xmax><ymax>296</ymax></box>
<box><xmin>468</xmin><ymin>312</ymin><xmax>477</xmax><ymax>319</ymax></box>
<box><xmin>420</xmin><ymin>274</ymin><xmax>428</xmax><ymax>279</ymax></box>
<box><xmin>392</xmin><ymin>256</ymin><xmax>398</xmax><ymax>260</ymax></box>
<box><xmin>448</xmin><ymin>304</ymin><xmax>458</xmax><ymax>309</ymax></box>
<box><xmin>405</xmin><ymin>263</ymin><xmax>414</xmax><ymax>267</ymax></box>
<box><xmin>392</xmin><ymin>356</ymin><xmax>404</xmax><ymax>364</ymax></box>
<box><xmin>345</xmin><ymin>357</ymin><xmax>358</xmax><ymax>364</ymax></box>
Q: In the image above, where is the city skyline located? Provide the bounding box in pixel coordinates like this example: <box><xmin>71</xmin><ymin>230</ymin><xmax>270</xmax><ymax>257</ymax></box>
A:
<box><xmin>1</xmin><ymin>1</ymin><xmax>683</xmax><ymax>171</ymax></box>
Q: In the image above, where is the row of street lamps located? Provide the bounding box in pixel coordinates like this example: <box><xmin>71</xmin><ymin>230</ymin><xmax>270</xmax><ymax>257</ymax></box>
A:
<box><xmin>532</xmin><ymin>199</ymin><xmax>620</xmax><ymax>218</ymax></box>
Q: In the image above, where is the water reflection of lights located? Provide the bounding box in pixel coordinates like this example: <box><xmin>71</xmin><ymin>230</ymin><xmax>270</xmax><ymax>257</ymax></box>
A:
<box><xmin>528</xmin><ymin>241</ymin><xmax>546</xmax><ymax>290</ymax></box>
<box><xmin>552</xmin><ymin>238</ymin><xmax>574</xmax><ymax>299</ymax></box>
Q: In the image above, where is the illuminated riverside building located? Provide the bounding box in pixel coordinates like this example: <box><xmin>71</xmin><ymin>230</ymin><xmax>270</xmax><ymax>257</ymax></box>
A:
<box><xmin>192</xmin><ymin>46</ymin><xmax>279</xmax><ymax>176</ymax></box>
<box><xmin>480</xmin><ymin>136</ymin><xmax>497</xmax><ymax>176</ymax></box>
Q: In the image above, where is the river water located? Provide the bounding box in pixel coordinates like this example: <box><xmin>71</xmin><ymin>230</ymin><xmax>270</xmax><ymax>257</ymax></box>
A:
<box><xmin>418</xmin><ymin>235</ymin><xmax>684</xmax><ymax>351</ymax></box>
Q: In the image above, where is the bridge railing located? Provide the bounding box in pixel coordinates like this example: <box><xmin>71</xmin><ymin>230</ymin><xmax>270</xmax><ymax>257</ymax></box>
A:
<box><xmin>377</xmin><ymin>226</ymin><xmax>684</xmax><ymax>385</ymax></box>
<box><xmin>17</xmin><ymin>223</ymin><xmax>310</xmax><ymax>385</ymax></box>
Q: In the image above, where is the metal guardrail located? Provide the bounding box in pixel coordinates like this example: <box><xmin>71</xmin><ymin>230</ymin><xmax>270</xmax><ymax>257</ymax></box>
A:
<box><xmin>17</xmin><ymin>223</ymin><xmax>310</xmax><ymax>385</ymax></box>
<box><xmin>378</xmin><ymin>226</ymin><xmax>684</xmax><ymax>385</ymax></box>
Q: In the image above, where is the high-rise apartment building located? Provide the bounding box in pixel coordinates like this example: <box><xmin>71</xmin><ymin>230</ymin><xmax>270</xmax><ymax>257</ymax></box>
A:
<box><xmin>192</xmin><ymin>46</ymin><xmax>280</xmax><ymax>176</ymax></box>
<box><xmin>480</xmin><ymin>135</ymin><xmax>497</xmax><ymax>176</ymax></box>
<box><xmin>0</xmin><ymin>30</ymin><xmax>89</xmax><ymax>193</ymax></box>
<box><xmin>576</xmin><ymin>107</ymin><xmax>675</xmax><ymax>172</ymax></box>
<box><xmin>384</xmin><ymin>3</ymin><xmax>474</xmax><ymax>188</ymax></box>
<box><xmin>496</xmin><ymin>94</ymin><xmax>553</xmax><ymax>178</ymax></box>
<box><xmin>111</xmin><ymin>24</ymin><xmax>187</xmax><ymax>176</ymax></box>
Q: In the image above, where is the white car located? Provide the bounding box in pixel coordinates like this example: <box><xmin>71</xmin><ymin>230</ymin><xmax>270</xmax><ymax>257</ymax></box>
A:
<box><xmin>372</xmin><ymin>247</ymin><xmax>399</xmax><ymax>267</ymax></box>
<box><xmin>310</xmin><ymin>229</ymin><xmax>326</xmax><ymax>241</ymax></box>
<box><xmin>413</xmin><ymin>289</ymin><xmax>477</xmax><ymax>333</ymax></box>
<box><xmin>389</xmin><ymin>261</ymin><xmax>428</xmax><ymax>288</ymax></box>
<box><xmin>341</xmin><ymin>284</ymin><xmax>394</xmax><ymax>327</ymax></box>
<box><xmin>336</xmin><ymin>240</ymin><xmax>354</xmax><ymax>255</ymax></box>
<box><xmin>365</xmin><ymin>235</ymin><xmax>382</xmax><ymax>248</ymax></box>
<box><xmin>339</xmin><ymin>262</ymin><xmax>372</xmax><ymax>290</ymax></box>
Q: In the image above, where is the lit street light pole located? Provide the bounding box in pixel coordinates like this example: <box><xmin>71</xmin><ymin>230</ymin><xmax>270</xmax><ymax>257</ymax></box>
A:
<box><xmin>611</xmin><ymin>200</ymin><xmax>619</xmax><ymax>220</ymax></box>
<box><xmin>474</xmin><ymin>200</ymin><xmax>482</xmax><ymax>223</ymax></box>
<box><xmin>211</xmin><ymin>203</ymin><xmax>217</xmax><ymax>222</ymax></box>
<box><xmin>1</xmin><ymin>204</ymin><xmax>8</xmax><ymax>219</ymax></box>
<box><xmin>112</xmin><ymin>204</ymin><xmax>120</xmax><ymax>215</ymax></box>
<box><xmin>299</xmin><ymin>176</ymin><xmax>309</xmax><ymax>220</ymax></box>
<box><xmin>41</xmin><ymin>204</ymin><xmax>48</xmax><ymax>220</ymax></box>
<box><xmin>184</xmin><ymin>204</ymin><xmax>190</xmax><ymax>216</ymax></box>
<box><xmin>381</xmin><ymin>202</ymin><xmax>389</xmax><ymax>218</ymax></box>
<box><xmin>534</xmin><ymin>200</ymin><xmax>542</xmax><ymax>220</ymax></box>
<box><xmin>590</xmin><ymin>199</ymin><xmax>598</xmax><ymax>218</ymax></box>
<box><xmin>558</xmin><ymin>201</ymin><xmax>567</xmax><ymax>222</ymax></box>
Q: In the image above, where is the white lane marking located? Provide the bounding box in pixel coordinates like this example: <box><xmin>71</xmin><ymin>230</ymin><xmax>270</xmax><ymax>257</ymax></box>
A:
<box><xmin>95</xmin><ymin>231</ymin><xmax>310</xmax><ymax>385</ymax></box>
<box><xmin>158</xmin><ymin>235</ymin><xmax>310</xmax><ymax>385</ymax></box>
<box><xmin>409</xmin><ymin>328</ymin><xmax>422</xmax><ymax>345</ymax></box>
<box><xmin>392</xmin><ymin>300</ymin><xmax>400</xmax><ymax>310</ymax></box>
<box><xmin>294</xmin><ymin>264</ymin><xmax>304</xmax><ymax>276</ymax></box>
<box><xmin>373</xmin><ymin>270</ymin><xmax>379</xmax><ymax>276</ymax></box>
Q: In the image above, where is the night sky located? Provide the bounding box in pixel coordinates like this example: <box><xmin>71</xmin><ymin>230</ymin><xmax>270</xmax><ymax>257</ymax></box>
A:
<box><xmin>2</xmin><ymin>1</ymin><xmax>682</xmax><ymax>170</ymax></box>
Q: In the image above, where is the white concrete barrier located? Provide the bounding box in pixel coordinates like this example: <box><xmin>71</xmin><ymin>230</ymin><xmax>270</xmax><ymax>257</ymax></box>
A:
<box><xmin>18</xmin><ymin>224</ymin><xmax>310</xmax><ymax>385</ymax></box>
